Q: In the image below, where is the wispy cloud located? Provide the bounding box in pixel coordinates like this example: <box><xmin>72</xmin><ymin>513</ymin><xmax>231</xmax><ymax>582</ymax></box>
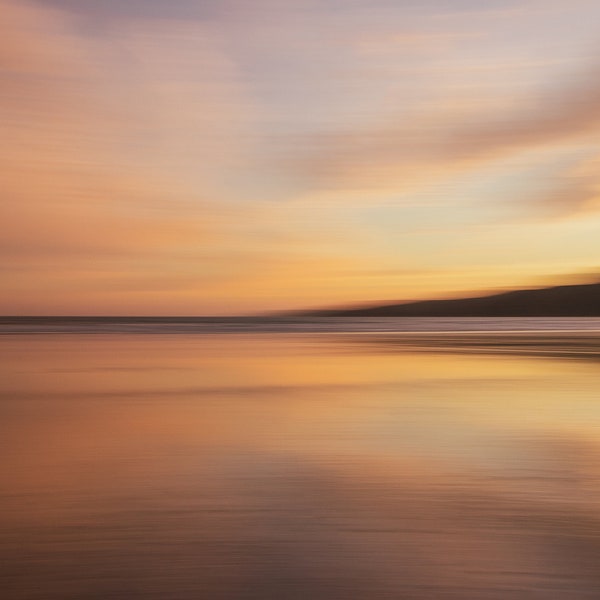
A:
<box><xmin>3</xmin><ymin>0</ymin><xmax>600</xmax><ymax>312</ymax></box>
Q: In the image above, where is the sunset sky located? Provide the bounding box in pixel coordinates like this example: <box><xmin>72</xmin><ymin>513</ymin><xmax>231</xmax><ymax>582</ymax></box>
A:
<box><xmin>3</xmin><ymin>0</ymin><xmax>600</xmax><ymax>315</ymax></box>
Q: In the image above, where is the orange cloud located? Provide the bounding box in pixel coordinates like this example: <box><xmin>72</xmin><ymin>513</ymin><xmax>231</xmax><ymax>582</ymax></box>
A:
<box><xmin>0</xmin><ymin>0</ymin><xmax>257</xmax><ymax>314</ymax></box>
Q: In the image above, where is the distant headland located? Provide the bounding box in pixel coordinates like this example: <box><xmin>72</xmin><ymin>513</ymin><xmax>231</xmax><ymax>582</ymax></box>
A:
<box><xmin>298</xmin><ymin>282</ymin><xmax>600</xmax><ymax>317</ymax></box>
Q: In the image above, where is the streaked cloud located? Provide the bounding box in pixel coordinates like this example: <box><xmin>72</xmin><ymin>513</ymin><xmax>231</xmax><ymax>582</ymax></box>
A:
<box><xmin>2</xmin><ymin>0</ymin><xmax>600</xmax><ymax>313</ymax></box>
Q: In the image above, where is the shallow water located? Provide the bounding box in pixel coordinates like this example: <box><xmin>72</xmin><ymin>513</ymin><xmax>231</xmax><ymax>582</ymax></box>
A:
<box><xmin>2</xmin><ymin>326</ymin><xmax>600</xmax><ymax>598</ymax></box>
<box><xmin>4</xmin><ymin>315</ymin><xmax>600</xmax><ymax>334</ymax></box>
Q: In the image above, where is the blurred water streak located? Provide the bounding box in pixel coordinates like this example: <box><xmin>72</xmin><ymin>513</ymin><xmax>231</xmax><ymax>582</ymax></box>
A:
<box><xmin>2</xmin><ymin>326</ymin><xmax>600</xmax><ymax>598</ymax></box>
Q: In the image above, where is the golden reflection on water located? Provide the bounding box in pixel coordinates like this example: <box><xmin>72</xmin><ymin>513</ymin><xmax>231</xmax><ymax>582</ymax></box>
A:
<box><xmin>2</xmin><ymin>333</ymin><xmax>600</xmax><ymax>598</ymax></box>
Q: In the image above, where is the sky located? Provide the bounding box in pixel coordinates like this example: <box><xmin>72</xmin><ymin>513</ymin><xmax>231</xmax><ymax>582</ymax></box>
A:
<box><xmin>2</xmin><ymin>0</ymin><xmax>600</xmax><ymax>315</ymax></box>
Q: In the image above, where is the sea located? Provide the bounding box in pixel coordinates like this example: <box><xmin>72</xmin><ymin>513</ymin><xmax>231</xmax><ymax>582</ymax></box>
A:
<box><xmin>2</xmin><ymin>317</ymin><xmax>600</xmax><ymax>599</ymax></box>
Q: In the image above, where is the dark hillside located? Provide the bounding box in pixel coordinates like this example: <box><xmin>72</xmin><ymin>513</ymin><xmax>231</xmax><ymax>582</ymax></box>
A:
<box><xmin>305</xmin><ymin>283</ymin><xmax>600</xmax><ymax>317</ymax></box>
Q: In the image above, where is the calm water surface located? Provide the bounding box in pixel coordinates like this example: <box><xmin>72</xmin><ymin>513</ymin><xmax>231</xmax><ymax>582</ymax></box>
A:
<box><xmin>2</xmin><ymin>321</ymin><xmax>600</xmax><ymax>598</ymax></box>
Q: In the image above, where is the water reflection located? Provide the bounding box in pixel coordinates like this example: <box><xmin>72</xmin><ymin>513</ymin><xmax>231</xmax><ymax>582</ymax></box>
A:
<box><xmin>2</xmin><ymin>333</ymin><xmax>600</xmax><ymax>598</ymax></box>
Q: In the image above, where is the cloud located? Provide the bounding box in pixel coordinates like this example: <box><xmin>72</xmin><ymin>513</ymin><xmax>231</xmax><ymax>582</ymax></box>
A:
<box><xmin>33</xmin><ymin>0</ymin><xmax>218</xmax><ymax>22</ymax></box>
<box><xmin>280</xmin><ymin>54</ymin><xmax>600</xmax><ymax>217</ymax></box>
<box><xmin>0</xmin><ymin>5</ymin><xmax>248</xmax><ymax>247</ymax></box>
<box><xmin>0</xmin><ymin>0</ymin><xmax>83</xmax><ymax>75</ymax></box>
<box><xmin>444</xmin><ymin>70</ymin><xmax>600</xmax><ymax>160</ymax></box>
<box><xmin>529</xmin><ymin>154</ymin><xmax>600</xmax><ymax>217</ymax></box>
<box><xmin>0</xmin><ymin>0</ymin><xmax>263</xmax><ymax>313</ymax></box>
<box><xmin>3</xmin><ymin>0</ymin><xmax>600</xmax><ymax>313</ymax></box>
